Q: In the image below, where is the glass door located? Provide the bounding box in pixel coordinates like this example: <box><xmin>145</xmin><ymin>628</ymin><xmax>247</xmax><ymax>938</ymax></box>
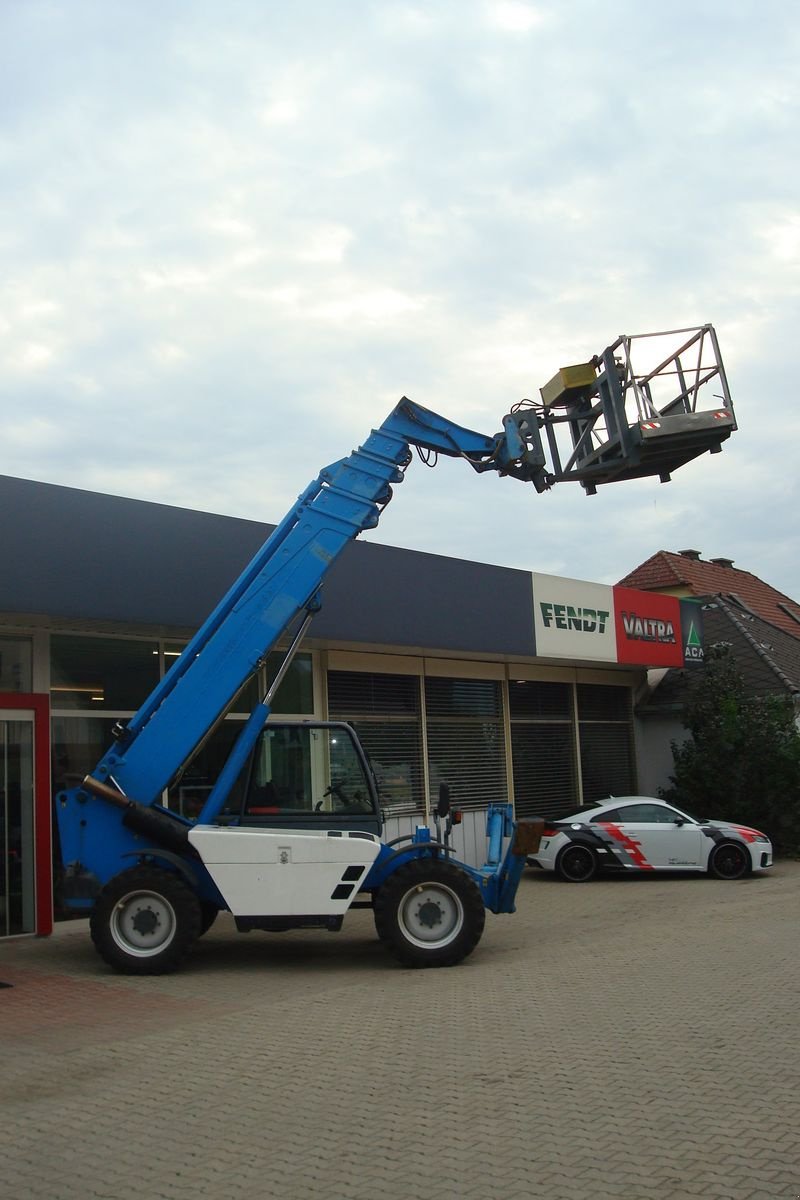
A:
<box><xmin>1</xmin><ymin>714</ymin><xmax>35</xmax><ymax>935</ymax></box>
<box><xmin>0</xmin><ymin>693</ymin><xmax>51</xmax><ymax>938</ymax></box>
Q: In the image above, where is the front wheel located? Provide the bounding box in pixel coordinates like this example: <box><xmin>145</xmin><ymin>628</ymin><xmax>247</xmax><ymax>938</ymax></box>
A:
<box><xmin>90</xmin><ymin>866</ymin><xmax>202</xmax><ymax>975</ymax></box>
<box><xmin>373</xmin><ymin>859</ymin><xmax>485</xmax><ymax>968</ymax></box>
<box><xmin>708</xmin><ymin>841</ymin><xmax>750</xmax><ymax>880</ymax></box>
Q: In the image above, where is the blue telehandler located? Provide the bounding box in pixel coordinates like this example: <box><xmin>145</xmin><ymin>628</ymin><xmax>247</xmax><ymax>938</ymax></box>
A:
<box><xmin>54</xmin><ymin>325</ymin><xmax>735</xmax><ymax>973</ymax></box>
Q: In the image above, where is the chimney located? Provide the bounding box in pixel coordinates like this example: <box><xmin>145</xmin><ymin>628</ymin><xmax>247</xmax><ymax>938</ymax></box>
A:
<box><xmin>678</xmin><ymin>549</ymin><xmax>701</xmax><ymax>561</ymax></box>
<box><xmin>710</xmin><ymin>557</ymin><xmax>735</xmax><ymax>568</ymax></box>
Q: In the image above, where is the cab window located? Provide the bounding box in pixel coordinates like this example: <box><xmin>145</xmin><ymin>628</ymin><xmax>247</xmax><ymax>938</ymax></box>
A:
<box><xmin>244</xmin><ymin>725</ymin><xmax>376</xmax><ymax>817</ymax></box>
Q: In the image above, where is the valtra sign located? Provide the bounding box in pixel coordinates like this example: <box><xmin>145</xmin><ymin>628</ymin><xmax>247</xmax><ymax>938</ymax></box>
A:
<box><xmin>533</xmin><ymin>573</ymin><xmax>703</xmax><ymax>667</ymax></box>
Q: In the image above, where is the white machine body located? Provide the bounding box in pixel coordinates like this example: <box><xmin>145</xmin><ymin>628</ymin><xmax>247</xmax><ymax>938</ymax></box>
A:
<box><xmin>188</xmin><ymin>825</ymin><xmax>382</xmax><ymax>916</ymax></box>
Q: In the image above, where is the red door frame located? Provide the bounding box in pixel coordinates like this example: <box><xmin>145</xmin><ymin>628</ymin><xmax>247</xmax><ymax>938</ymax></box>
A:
<box><xmin>0</xmin><ymin>693</ymin><xmax>53</xmax><ymax>936</ymax></box>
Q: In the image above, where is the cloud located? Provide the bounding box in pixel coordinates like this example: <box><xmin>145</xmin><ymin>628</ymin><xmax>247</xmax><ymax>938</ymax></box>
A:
<box><xmin>0</xmin><ymin>0</ymin><xmax>799</xmax><ymax>606</ymax></box>
<box><xmin>487</xmin><ymin>2</ymin><xmax>547</xmax><ymax>33</ymax></box>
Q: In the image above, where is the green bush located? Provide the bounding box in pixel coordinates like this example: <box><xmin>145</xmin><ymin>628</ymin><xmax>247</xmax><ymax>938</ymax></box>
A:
<box><xmin>660</xmin><ymin>646</ymin><xmax>800</xmax><ymax>855</ymax></box>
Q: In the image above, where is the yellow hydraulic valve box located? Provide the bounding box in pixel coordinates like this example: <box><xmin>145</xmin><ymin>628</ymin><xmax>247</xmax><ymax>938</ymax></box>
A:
<box><xmin>539</xmin><ymin>361</ymin><xmax>597</xmax><ymax>408</ymax></box>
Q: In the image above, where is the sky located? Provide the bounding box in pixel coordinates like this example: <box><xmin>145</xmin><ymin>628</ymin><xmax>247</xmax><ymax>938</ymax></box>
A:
<box><xmin>2</xmin><ymin>0</ymin><xmax>799</xmax><ymax>604</ymax></box>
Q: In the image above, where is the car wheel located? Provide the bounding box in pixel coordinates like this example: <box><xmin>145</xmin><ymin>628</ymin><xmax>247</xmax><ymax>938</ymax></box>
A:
<box><xmin>556</xmin><ymin>843</ymin><xmax>597</xmax><ymax>883</ymax></box>
<box><xmin>90</xmin><ymin>866</ymin><xmax>202</xmax><ymax>975</ymax></box>
<box><xmin>708</xmin><ymin>840</ymin><xmax>750</xmax><ymax>880</ymax></box>
<box><xmin>373</xmin><ymin>858</ymin><xmax>485</xmax><ymax>968</ymax></box>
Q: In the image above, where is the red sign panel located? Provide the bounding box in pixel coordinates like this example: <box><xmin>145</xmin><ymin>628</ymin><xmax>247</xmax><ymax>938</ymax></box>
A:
<box><xmin>612</xmin><ymin>586</ymin><xmax>684</xmax><ymax>667</ymax></box>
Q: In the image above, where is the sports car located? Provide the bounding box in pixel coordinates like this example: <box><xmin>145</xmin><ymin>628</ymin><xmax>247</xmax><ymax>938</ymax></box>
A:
<box><xmin>527</xmin><ymin>796</ymin><xmax>773</xmax><ymax>882</ymax></box>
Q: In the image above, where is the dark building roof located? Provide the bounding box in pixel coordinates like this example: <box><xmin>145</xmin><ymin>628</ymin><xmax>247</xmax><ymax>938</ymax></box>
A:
<box><xmin>618</xmin><ymin>550</ymin><xmax>800</xmax><ymax>640</ymax></box>
<box><xmin>0</xmin><ymin>474</ymin><xmax>536</xmax><ymax>658</ymax></box>
<box><xmin>639</xmin><ymin>593</ymin><xmax>800</xmax><ymax>715</ymax></box>
<box><xmin>702</xmin><ymin>596</ymin><xmax>800</xmax><ymax>696</ymax></box>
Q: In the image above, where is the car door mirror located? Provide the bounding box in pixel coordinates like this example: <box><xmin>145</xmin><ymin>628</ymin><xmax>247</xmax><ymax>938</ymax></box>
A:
<box><xmin>673</xmin><ymin>817</ymin><xmax>685</xmax><ymax>826</ymax></box>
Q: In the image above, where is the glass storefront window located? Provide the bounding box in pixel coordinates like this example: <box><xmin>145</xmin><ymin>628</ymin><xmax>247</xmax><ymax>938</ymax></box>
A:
<box><xmin>167</xmin><ymin>720</ymin><xmax>245</xmax><ymax>819</ymax></box>
<box><xmin>264</xmin><ymin>651</ymin><xmax>313</xmax><ymax>714</ymax></box>
<box><xmin>50</xmin><ymin>639</ymin><xmax>316</xmax><ymax>825</ymax></box>
<box><xmin>162</xmin><ymin>654</ymin><xmax>314</xmax><ymax>819</ymax></box>
<box><xmin>51</xmin><ymin>716</ymin><xmax>120</xmax><ymax>793</ymax></box>
<box><xmin>1</xmin><ymin>717</ymin><xmax>35</xmax><ymax>935</ymax></box>
<box><xmin>50</xmin><ymin>635</ymin><xmax>160</xmax><ymax>712</ymax></box>
<box><xmin>49</xmin><ymin>712</ymin><xmax>247</xmax><ymax>821</ymax></box>
<box><xmin>0</xmin><ymin>637</ymin><xmax>33</xmax><ymax>693</ymax></box>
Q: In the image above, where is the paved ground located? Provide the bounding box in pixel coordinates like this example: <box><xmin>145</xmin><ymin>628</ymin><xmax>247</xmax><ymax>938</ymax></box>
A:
<box><xmin>2</xmin><ymin>861</ymin><xmax>799</xmax><ymax>1200</ymax></box>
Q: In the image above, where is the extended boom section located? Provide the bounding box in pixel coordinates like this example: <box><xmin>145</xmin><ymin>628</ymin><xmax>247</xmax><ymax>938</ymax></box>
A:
<box><xmin>60</xmin><ymin>401</ymin><xmax>527</xmax><ymax>817</ymax></box>
<box><xmin>54</xmin><ymin>325</ymin><xmax>736</xmax><ymax>975</ymax></box>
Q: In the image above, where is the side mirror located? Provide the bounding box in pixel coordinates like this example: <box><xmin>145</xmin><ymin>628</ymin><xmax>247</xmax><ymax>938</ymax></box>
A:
<box><xmin>674</xmin><ymin>817</ymin><xmax>685</xmax><ymax>826</ymax></box>
<box><xmin>437</xmin><ymin>783</ymin><xmax>451</xmax><ymax>819</ymax></box>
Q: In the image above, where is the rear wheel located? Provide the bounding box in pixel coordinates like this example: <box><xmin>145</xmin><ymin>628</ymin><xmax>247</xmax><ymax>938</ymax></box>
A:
<box><xmin>373</xmin><ymin>859</ymin><xmax>485</xmax><ymax>968</ymax></box>
<box><xmin>556</xmin><ymin>843</ymin><xmax>598</xmax><ymax>883</ymax></box>
<box><xmin>708</xmin><ymin>841</ymin><xmax>750</xmax><ymax>880</ymax></box>
<box><xmin>90</xmin><ymin>866</ymin><xmax>201</xmax><ymax>975</ymax></box>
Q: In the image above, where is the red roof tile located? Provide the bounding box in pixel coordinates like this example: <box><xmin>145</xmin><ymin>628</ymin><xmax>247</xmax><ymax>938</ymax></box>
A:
<box><xmin>618</xmin><ymin>551</ymin><xmax>800</xmax><ymax>639</ymax></box>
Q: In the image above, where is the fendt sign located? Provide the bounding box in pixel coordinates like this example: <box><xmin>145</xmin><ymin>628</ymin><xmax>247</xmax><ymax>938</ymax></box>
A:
<box><xmin>533</xmin><ymin>573</ymin><xmax>703</xmax><ymax>667</ymax></box>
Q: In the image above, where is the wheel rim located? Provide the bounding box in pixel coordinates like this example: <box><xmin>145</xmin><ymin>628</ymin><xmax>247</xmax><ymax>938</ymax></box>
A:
<box><xmin>110</xmin><ymin>888</ymin><xmax>178</xmax><ymax>958</ymax></box>
<box><xmin>397</xmin><ymin>881</ymin><xmax>465</xmax><ymax>950</ymax></box>
<box><xmin>714</xmin><ymin>844</ymin><xmax>747</xmax><ymax>879</ymax></box>
<box><xmin>561</xmin><ymin>846</ymin><xmax>594</xmax><ymax>881</ymax></box>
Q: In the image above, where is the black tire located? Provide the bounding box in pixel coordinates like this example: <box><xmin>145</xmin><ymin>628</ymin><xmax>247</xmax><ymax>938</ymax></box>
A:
<box><xmin>373</xmin><ymin>858</ymin><xmax>485</xmax><ymax>968</ymax></box>
<box><xmin>198</xmin><ymin>902</ymin><xmax>220</xmax><ymax>937</ymax></box>
<box><xmin>556</xmin><ymin>843</ymin><xmax>598</xmax><ymax>883</ymax></box>
<box><xmin>708</xmin><ymin>840</ymin><xmax>750</xmax><ymax>881</ymax></box>
<box><xmin>90</xmin><ymin>866</ymin><xmax>202</xmax><ymax>975</ymax></box>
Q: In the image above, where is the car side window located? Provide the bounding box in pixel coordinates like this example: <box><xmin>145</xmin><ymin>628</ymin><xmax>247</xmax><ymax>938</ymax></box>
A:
<box><xmin>660</xmin><ymin>806</ymin><xmax>694</xmax><ymax>824</ymax></box>
<box><xmin>591</xmin><ymin>809</ymin><xmax>621</xmax><ymax>823</ymax></box>
<box><xmin>617</xmin><ymin>803</ymin><xmax>682</xmax><ymax>823</ymax></box>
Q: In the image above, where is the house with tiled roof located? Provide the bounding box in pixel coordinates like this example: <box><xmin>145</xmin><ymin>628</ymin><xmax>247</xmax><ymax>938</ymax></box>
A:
<box><xmin>619</xmin><ymin>549</ymin><xmax>800</xmax><ymax>639</ymax></box>
<box><xmin>621</xmin><ymin>550</ymin><xmax>800</xmax><ymax>793</ymax></box>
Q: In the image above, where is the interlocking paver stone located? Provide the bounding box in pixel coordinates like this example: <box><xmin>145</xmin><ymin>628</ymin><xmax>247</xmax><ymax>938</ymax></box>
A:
<box><xmin>2</xmin><ymin>861</ymin><xmax>799</xmax><ymax>1199</ymax></box>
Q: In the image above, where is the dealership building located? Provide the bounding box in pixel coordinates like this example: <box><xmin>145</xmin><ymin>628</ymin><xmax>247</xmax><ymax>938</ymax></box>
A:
<box><xmin>0</xmin><ymin>473</ymin><xmax>703</xmax><ymax>940</ymax></box>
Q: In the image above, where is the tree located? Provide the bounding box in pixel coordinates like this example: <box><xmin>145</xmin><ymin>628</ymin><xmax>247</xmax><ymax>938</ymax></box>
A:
<box><xmin>660</xmin><ymin>646</ymin><xmax>800</xmax><ymax>855</ymax></box>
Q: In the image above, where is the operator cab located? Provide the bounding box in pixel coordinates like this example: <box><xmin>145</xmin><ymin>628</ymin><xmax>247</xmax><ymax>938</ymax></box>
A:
<box><xmin>220</xmin><ymin>721</ymin><xmax>382</xmax><ymax>837</ymax></box>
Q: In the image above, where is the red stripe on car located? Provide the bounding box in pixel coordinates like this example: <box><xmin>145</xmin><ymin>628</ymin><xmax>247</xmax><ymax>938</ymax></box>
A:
<box><xmin>601</xmin><ymin>822</ymin><xmax>654</xmax><ymax>870</ymax></box>
<box><xmin>730</xmin><ymin>825</ymin><xmax>761</xmax><ymax>844</ymax></box>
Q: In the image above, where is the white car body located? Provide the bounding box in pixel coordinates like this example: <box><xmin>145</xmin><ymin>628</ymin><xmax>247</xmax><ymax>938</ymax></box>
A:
<box><xmin>528</xmin><ymin>796</ymin><xmax>773</xmax><ymax>882</ymax></box>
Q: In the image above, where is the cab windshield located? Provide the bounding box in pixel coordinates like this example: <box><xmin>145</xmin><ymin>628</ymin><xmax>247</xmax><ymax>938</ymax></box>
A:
<box><xmin>243</xmin><ymin>723</ymin><xmax>377</xmax><ymax>819</ymax></box>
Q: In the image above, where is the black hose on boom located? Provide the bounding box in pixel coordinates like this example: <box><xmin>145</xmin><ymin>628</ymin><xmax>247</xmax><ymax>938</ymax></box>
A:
<box><xmin>82</xmin><ymin>775</ymin><xmax>192</xmax><ymax>853</ymax></box>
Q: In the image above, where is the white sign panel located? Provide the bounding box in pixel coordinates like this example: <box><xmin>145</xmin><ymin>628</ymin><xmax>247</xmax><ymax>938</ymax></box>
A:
<box><xmin>532</xmin><ymin>572</ymin><xmax>616</xmax><ymax>662</ymax></box>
